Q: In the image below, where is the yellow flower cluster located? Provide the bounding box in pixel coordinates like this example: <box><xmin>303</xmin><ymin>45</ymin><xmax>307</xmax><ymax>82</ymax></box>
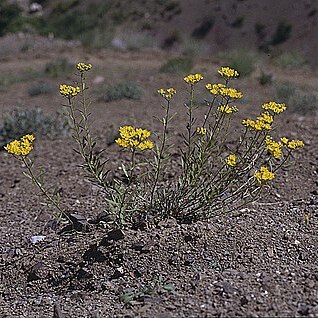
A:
<box><xmin>257</xmin><ymin>111</ymin><xmax>273</xmax><ymax>124</ymax></box>
<box><xmin>4</xmin><ymin>134</ymin><xmax>35</xmax><ymax>157</ymax></box>
<box><xmin>226</xmin><ymin>154</ymin><xmax>237</xmax><ymax>166</ymax></box>
<box><xmin>265</xmin><ymin>136</ymin><xmax>283</xmax><ymax>158</ymax></box>
<box><xmin>60</xmin><ymin>84</ymin><xmax>80</xmax><ymax>98</ymax></box>
<box><xmin>158</xmin><ymin>88</ymin><xmax>177</xmax><ymax>101</ymax></box>
<box><xmin>206</xmin><ymin>83</ymin><xmax>243</xmax><ymax>99</ymax></box>
<box><xmin>76</xmin><ymin>62</ymin><xmax>92</xmax><ymax>72</ymax></box>
<box><xmin>242</xmin><ymin>119</ymin><xmax>271</xmax><ymax>131</ymax></box>
<box><xmin>116</xmin><ymin>126</ymin><xmax>154</xmax><ymax>151</ymax></box>
<box><xmin>254</xmin><ymin>166</ymin><xmax>275</xmax><ymax>185</ymax></box>
<box><xmin>184</xmin><ymin>73</ymin><xmax>203</xmax><ymax>85</ymax></box>
<box><xmin>218</xmin><ymin>105</ymin><xmax>238</xmax><ymax>114</ymax></box>
<box><xmin>218</xmin><ymin>67</ymin><xmax>239</xmax><ymax>79</ymax></box>
<box><xmin>281</xmin><ymin>137</ymin><xmax>304</xmax><ymax>149</ymax></box>
<box><xmin>262</xmin><ymin>101</ymin><xmax>287</xmax><ymax>114</ymax></box>
<box><xmin>196</xmin><ymin>127</ymin><xmax>206</xmax><ymax>136</ymax></box>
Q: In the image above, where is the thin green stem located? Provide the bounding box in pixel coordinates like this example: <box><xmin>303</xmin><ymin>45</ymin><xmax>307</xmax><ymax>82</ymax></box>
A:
<box><xmin>22</xmin><ymin>157</ymin><xmax>69</xmax><ymax>222</ymax></box>
<box><xmin>186</xmin><ymin>85</ymin><xmax>195</xmax><ymax>157</ymax></box>
<box><xmin>68</xmin><ymin>98</ymin><xmax>107</xmax><ymax>189</ymax></box>
<box><xmin>80</xmin><ymin>72</ymin><xmax>93</xmax><ymax>149</ymax></box>
<box><xmin>202</xmin><ymin>96</ymin><xmax>216</xmax><ymax>128</ymax></box>
<box><xmin>150</xmin><ymin>100</ymin><xmax>170</xmax><ymax>207</ymax></box>
<box><xmin>117</xmin><ymin>149</ymin><xmax>136</xmax><ymax>225</ymax></box>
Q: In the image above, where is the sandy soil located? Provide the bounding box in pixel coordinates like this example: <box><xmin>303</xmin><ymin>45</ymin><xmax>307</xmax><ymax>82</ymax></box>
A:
<box><xmin>0</xmin><ymin>37</ymin><xmax>317</xmax><ymax>317</ymax></box>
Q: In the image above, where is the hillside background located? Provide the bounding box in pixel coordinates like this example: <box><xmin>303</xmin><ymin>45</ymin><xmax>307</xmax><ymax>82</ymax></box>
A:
<box><xmin>2</xmin><ymin>0</ymin><xmax>318</xmax><ymax>65</ymax></box>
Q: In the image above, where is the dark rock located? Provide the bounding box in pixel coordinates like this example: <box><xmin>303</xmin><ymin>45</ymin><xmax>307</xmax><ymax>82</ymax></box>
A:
<box><xmin>108</xmin><ymin>229</ymin><xmax>125</xmax><ymax>241</ymax></box>
<box><xmin>89</xmin><ymin>212</ymin><xmax>113</xmax><ymax>224</ymax></box>
<box><xmin>311</xmin><ymin>189</ymin><xmax>318</xmax><ymax>196</ymax></box>
<box><xmin>133</xmin><ymin>269</ymin><xmax>143</xmax><ymax>278</ymax></box>
<box><xmin>184</xmin><ymin>256</ymin><xmax>194</xmax><ymax>266</ymax></box>
<box><xmin>132</xmin><ymin>240</ymin><xmax>153</xmax><ymax>253</ymax></box>
<box><xmin>168</xmin><ymin>255</ymin><xmax>178</xmax><ymax>266</ymax></box>
<box><xmin>298</xmin><ymin>303</ymin><xmax>310</xmax><ymax>316</ymax></box>
<box><xmin>27</xmin><ymin>262</ymin><xmax>45</xmax><ymax>282</ymax></box>
<box><xmin>100</xmin><ymin>229</ymin><xmax>125</xmax><ymax>246</ymax></box>
<box><xmin>184</xmin><ymin>234</ymin><xmax>193</xmax><ymax>242</ymax></box>
<box><xmin>53</xmin><ymin>303</ymin><xmax>65</xmax><ymax>318</ymax></box>
<box><xmin>83</xmin><ymin>244</ymin><xmax>106</xmax><ymax>263</ymax></box>
<box><xmin>240</xmin><ymin>296</ymin><xmax>248</xmax><ymax>306</ymax></box>
<box><xmin>132</xmin><ymin>241</ymin><xmax>144</xmax><ymax>252</ymax></box>
<box><xmin>110</xmin><ymin>267</ymin><xmax>124</xmax><ymax>279</ymax></box>
<box><xmin>69</xmin><ymin>213</ymin><xmax>89</xmax><ymax>231</ymax></box>
<box><xmin>222</xmin><ymin>281</ymin><xmax>236</xmax><ymax>294</ymax></box>
<box><xmin>76</xmin><ymin>268</ymin><xmax>93</xmax><ymax>280</ymax></box>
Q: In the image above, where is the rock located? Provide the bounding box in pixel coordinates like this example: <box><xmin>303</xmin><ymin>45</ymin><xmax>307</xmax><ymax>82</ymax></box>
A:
<box><xmin>53</xmin><ymin>303</ymin><xmax>65</xmax><ymax>318</ymax></box>
<box><xmin>111</xmin><ymin>38</ymin><xmax>127</xmax><ymax>50</ymax></box>
<box><xmin>82</xmin><ymin>244</ymin><xmax>106</xmax><ymax>262</ymax></box>
<box><xmin>240</xmin><ymin>296</ymin><xmax>248</xmax><ymax>305</ymax></box>
<box><xmin>298</xmin><ymin>303</ymin><xmax>310</xmax><ymax>316</ymax></box>
<box><xmin>31</xmin><ymin>235</ymin><xmax>46</xmax><ymax>244</ymax></box>
<box><xmin>267</xmin><ymin>247</ymin><xmax>274</xmax><ymax>257</ymax></box>
<box><xmin>108</xmin><ymin>229</ymin><xmax>125</xmax><ymax>241</ymax></box>
<box><xmin>110</xmin><ymin>267</ymin><xmax>124</xmax><ymax>279</ymax></box>
<box><xmin>93</xmin><ymin>76</ymin><xmax>105</xmax><ymax>85</ymax></box>
<box><xmin>100</xmin><ymin>229</ymin><xmax>125</xmax><ymax>246</ymax></box>
<box><xmin>77</xmin><ymin>268</ymin><xmax>93</xmax><ymax>280</ymax></box>
<box><xmin>132</xmin><ymin>240</ymin><xmax>154</xmax><ymax>253</ymax></box>
<box><xmin>27</xmin><ymin>261</ymin><xmax>45</xmax><ymax>282</ymax></box>
<box><xmin>184</xmin><ymin>256</ymin><xmax>194</xmax><ymax>266</ymax></box>
<box><xmin>221</xmin><ymin>281</ymin><xmax>236</xmax><ymax>294</ymax></box>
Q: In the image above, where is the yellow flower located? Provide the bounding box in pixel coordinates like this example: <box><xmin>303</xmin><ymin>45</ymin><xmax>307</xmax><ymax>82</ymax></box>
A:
<box><xmin>206</xmin><ymin>83</ymin><xmax>225</xmax><ymax>94</ymax></box>
<box><xmin>115</xmin><ymin>126</ymin><xmax>153</xmax><ymax>151</ymax></box>
<box><xmin>281</xmin><ymin>137</ymin><xmax>289</xmax><ymax>145</ymax></box>
<box><xmin>265</xmin><ymin>136</ymin><xmax>283</xmax><ymax>158</ymax></box>
<box><xmin>59</xmin><ymin>84</ymin><xmax>80</xmax><ymax>98</ymax></box>
<box><xmin>218</xmin><ymin>67</ymin><xmax>239</xmax><ymax>79</ymax></box>
<box><xmin>4</xmin><ymin>134</ymin><xmax>35</xmax><ymax>157</ymax></box>
<box><xmin>257</xmin><ymin>111</ymin><xmax>274</xmax><ymax>124</ymax></box>
<box><xmin>76</xmin><ymin>62</ymin><xmax>92</xmax><ymax>72</ymax></box>
<box><xmin>280</xmin><ymin>137</ymin><xmax>304</xmax><ymax>149</ymax></box>
<box><xmin>158</xmin><ymin>87</ymin><xmax>176</xmax><ymax>101</ymax></box>
<box><xmin>242</xmin><ymin>119</ymin><xmax>271</xmax><ymax>131</ymax></box>
<box><xmin>287</xmin><ymin>139</ymin><xmax>304</xmax><ymax>149</ymax></box>
<box><xmin>262</xmin><ymin>101</ymin><xmax>286</xmax><ymax>114</ymax></box>
<box><xmin>226</xmin><ymin>154</ymin><xmax>237</xmax><ymax>166</ymax></box>
<box><xmin>218</xmin><ymin>105</ymin><xmax>238</xmax><ymax>114</ymax></box>
<box><xmin>206</xmin><ymin>83</ymin><xmax>242</xmax><ymax>99</ymax></box>
<box><xmin>254</xmin><ymin>166</ymin><xmax>275</xmax><ymax>185</ymax></box>
<box><xmin>138</xmin><ymin>140</ymin><xmax>154</xmax><ymax>150</ymax></box>
<box><xmin>184</xmin><ymin>73</ymin><xmax>203</xmax><ymax>85</ymax></box>
<box><xmin>196</xmin><ymin>127</ymin><xmax>206</xmax><ymax>136</ymax></box>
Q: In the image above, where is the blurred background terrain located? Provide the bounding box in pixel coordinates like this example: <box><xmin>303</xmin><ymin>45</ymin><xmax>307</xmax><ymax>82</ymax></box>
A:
<box><xmin>1</xmin><ymin>0</ymin><xmax>318</xmax><ymax>64</ymax></box>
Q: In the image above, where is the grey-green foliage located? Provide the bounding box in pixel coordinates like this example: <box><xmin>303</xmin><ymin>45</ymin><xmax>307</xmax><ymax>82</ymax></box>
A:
<box><xmin>288</xmin><ymin>92</ymin><xmax>318</xmax><ymax>113</ymax></box>
<box><xmin>276</xmin><ymin>81</ymin><xmax>297</xmax><ymax>100</ymax></box>
<box><xmin>221</xmin><ymin>49</ymin><xmax>256</xmax><ymax>77</ymax></box>
<box><xmin>0</xmin><ymin>108</ymin><xmax>70</xmax><ymax>148</ymax></box>
<box><xmin>44</xmin><ymin>58</ymin><xmax>73</xmax><ymax>78</ymax></box>
<box><xmin>258</xmin><ymin>70</ymin><xmax>272</xmax><ymax>86</ymax></box>
<box><xmin>160</xmin><ymin>57</ymin><xmax>193</xmax><ymax>75</ymax></box>
<box><xmin>274</xmin><ymin>52</ymin><xmax>308</xmax><ymax>70</ymax></box>
<box><xmin>28</xmin><ymin>82</ymin><xmax>53</xmax><ymax>96</ymax></box>
<box><xmin>0</xmin><ymin>0</ymin><xmax>21</xmax><ymax>36</ymax></box>
<box><xmin>102</xmin><ymin>82</ymin><xmax>143</xmax><ymax>102</ymax></box>
<box><xmin>276</xmin><ymin>81</ymin><xmax>317</xmax><ymax>113</ymax></box>
<box><xmin>0</xmin><ymin>69</ymin><xmax>42</xmax><ymax>90</ymax></box>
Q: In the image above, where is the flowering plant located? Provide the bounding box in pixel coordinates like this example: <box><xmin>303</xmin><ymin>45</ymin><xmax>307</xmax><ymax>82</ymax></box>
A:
<box><xmin>4</xmin><ymin>65</ymin><xmax>304</xmax><ymax>227</ymax></box>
